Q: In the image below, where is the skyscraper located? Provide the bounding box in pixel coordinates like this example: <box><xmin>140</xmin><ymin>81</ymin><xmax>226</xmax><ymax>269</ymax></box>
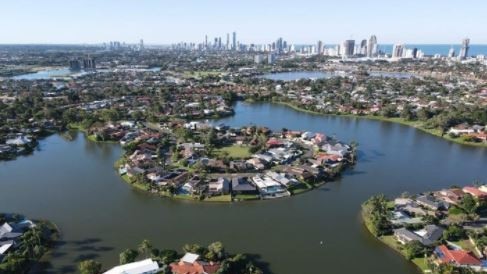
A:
<box><xmin>226</xmin><ymin>33</ymin><xmax>230</xmax><ymax>50</ymax></box>
<box><xmin>232</xmin><ymin>32</ymin><xmax>237</xmax><ymax>51</ymax></box>
<box><xmin>342</xmin><ymin>40</ymin><xmax>355</xmax><ymax>57</ymax></box>
<box><xmin>367</xmin><ymin>35</ymin><xmax>377</xmax><ymax>57</ymax></box>
<box><xmin>317</xmin><ymin>40</ymin><xmax>324</xmax><ymax>55</ymax></box>
<box><xmin>276</xmin><ymin>37</ymin><xmax>283</xmax><ymax>54</ymax></box>
<box><xmin>360</xmin><ymin>39</ymin><xmax>367</xmax><ymax>56</ymax></box>
<box><xmin>448</xmin><ymin>47</ymin><xmax>456</xmax><ymax>58</ymax></box>
<box><xmin>459</xmin><ymin>38</ymin><xmax>470</xmax><ymax>60</ymax></box>
<box><xmin>139</xmin><ymin>39</ymin><xmax>144</xmax><ymax>51</ymax></box>
<box><xmin>392</xmin><ymin>44</ymin><xmax>404</xmax><ymax>58</ymax></box>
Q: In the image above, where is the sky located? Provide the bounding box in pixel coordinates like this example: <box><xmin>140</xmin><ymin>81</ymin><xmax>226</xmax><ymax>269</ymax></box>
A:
<box><xmin>1</xmin><ymin>0</ymin><xmax>486</xmax><ymax>45</ymax></box>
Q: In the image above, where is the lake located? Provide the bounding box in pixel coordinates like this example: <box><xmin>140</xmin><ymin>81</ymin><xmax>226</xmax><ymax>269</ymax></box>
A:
<box><xmin>11</xmin><ymin>68</ymin><xmax>87</xmax><ymax>80</ymax></box>
<box><xmin>1</xmin><ymin>102</ymin><xmax>486</xmax><ymax>274</ymax></box>
<box><xmin>11</xmin><ymin>67</ymin><xmax>160</xmax><ymax>80</ymax></box>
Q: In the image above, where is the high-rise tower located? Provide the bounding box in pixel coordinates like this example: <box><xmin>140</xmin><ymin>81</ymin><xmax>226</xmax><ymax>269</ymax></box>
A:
<box><xmin>367</xmin><ymin>35</ymin><xmax>377</xmax><ymax>57</ymax></box>
<box><xmin>459</xmin><ymin>38</ymin><xmax>470</xmax><ymax>60</ymax></box>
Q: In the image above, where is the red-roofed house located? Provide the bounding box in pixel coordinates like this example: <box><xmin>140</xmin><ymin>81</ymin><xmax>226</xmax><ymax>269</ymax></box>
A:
<box><xmin>266</xmin><ymin>138</ymin><xmax>283</xmax><ymax>148</ymax></box>
<box><xmin>170</xmin><ymin>253</ymin><xmax>220</xmax><ymax>274</ymax></box>
<box><xmin>434</xmin><ymin>245</ymin><xmax>481</xmax><ymax>267</ymax></box>
<box><xmin>463</xmin><ymin>186</ymin><xmax>487</xmax><ymax>199</ymax></box>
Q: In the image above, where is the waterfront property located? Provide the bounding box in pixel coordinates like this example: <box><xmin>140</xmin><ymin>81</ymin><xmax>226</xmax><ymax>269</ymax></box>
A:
<box><xmin>98</xmin><ymin>241</ymin><xmax>263</xmax><ymax>274</ymax></box>
<box><xmin>0</xmin><ymin>101</ymin><xmax>486</xmax><ymax>274</ymax></box>
<box><xmin>0</xmin><ymin>213</ymin><xmax>58</xmax><ymax>273</ymax></box>
<box><xmin>363</xmin><ymin>184</ymin><xmax>487</xmax><ymax>273</ymax></box>
<box><xmin>111</xmin><ymin>120</ymin><xmax>355</xmax><ymax>202</ymax></box>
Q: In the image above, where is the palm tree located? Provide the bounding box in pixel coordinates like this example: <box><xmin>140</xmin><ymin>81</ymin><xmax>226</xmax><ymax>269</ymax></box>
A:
<box><xmin>138</xmin><ymin>239</ymin><xmax>153</xmax><ymax>258</ymax></box>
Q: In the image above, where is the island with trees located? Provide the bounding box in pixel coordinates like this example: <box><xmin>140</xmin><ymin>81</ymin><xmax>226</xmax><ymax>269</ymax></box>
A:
<box><xmin>110</xmin><ymin>120</ymin><xmax>356</xmax><ymax>202</ymax></box>
<box><xmin>362</xmin><ymin>183</ymin><xmax>487</xmax><ymax>273</ymax></box>
<box><xmin>78</xmin><ymin>240</ymin><xmax>265</xmax><ymax>274</ymax></box>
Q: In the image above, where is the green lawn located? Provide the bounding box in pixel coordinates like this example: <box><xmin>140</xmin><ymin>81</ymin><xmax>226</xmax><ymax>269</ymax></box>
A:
<box><xmin>204</xmin><ymin>195</ymin><xmax>232</xmax><ymax>202</ymax></box>
<box><xmin>379</xmin><ymin>235</ymin><xmax>431</xmax><ymax>273</ymax></box>
<box><xmin>183</xmin><ymin>71</ymin><xmax>222</xmax><ymax>78</ymax></box>
<box><xmin>233</xmin><ymin>194</ymin><xmax>260</xmax><ymax>201</ymax></box>
<box><xmin>121</xmin><ymin>175</ymin><xmax>148</xmax><ymax>191</ymax></box>
<box><xmin>289</xmin><ymin>183</ymin><xmax>312</xmax><ymax>195</ymax></box>
<box><xmin>173</xmin><ymin>194</ymin><xmax>197</xmax><ymax>201</ymax></box>
<box><xmin>215</xmin><ymin>145</ymin><xmax>252</xmax><ymax>159</ymax></box>
<box><xmin>448</xmin><ymin>206</ymin><xmax>465</xmax><ymax>215</ymax></box>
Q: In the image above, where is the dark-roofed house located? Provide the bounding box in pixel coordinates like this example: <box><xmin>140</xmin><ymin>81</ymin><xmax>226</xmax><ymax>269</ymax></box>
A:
<box><xmin>0</xmin><ymin>223</ymin><xmax>22</xmax><ymax>241</ymax></box>
<box><xmin>394</xmin><ymin>225</ymin><xmax>443</xmax><ymax>246</ymax></box>
<box><xmin>416</xmin><ymin>195</ymin><xmax>446</xmax><ymax>211</ymax></box>
<box><xmin>231</xmin><ymin>177</ymin><xmax>257</xmax><ymax>195</ymax></box>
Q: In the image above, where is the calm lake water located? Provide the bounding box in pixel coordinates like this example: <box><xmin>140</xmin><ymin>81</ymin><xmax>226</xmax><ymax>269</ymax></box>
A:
<box><xmin>1</xmin><ymin>102</ymin><xmax>486</xmax><ymax>274</ymax></box>
<box><xmin>11</xmin><ymin>67</ymin><xmax>160</xmax><ymax>80</ymax></box>
<box><xmin>11</xmin><ymin>68</ymin><xmax>84</xmax><ymax>80</ymax></box>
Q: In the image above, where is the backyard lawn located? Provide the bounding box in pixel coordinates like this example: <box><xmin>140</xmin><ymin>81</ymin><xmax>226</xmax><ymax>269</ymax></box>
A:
<box><xmin>215</xmin><ymin>145</ymin><xmax>251</xmax><ymax>159</ymax></box>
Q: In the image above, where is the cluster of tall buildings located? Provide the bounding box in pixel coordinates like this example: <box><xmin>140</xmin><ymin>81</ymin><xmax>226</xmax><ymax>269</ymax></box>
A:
<box><xmin>200</xmin><ymin>32</ymin><xmax>238</xmax><ymax>51</ymax></box>
<box><xmin>104</xmin><ymin>39</ymin><xmax>144</xmax><ymax>51</ymax></box>
<box><xmin>169</xmin><ymin>33</ymin><xmax>473</xmax><ymax>61</ymax></box>
<box><xmin>391</xmin><ymin>44</ymin><xmax>423</xmax><ymax>59</ymax></box>
<box><xmin>69</xmin><ymin>56</ymin><xmax>96</xmax><ymax>71</ymax></box>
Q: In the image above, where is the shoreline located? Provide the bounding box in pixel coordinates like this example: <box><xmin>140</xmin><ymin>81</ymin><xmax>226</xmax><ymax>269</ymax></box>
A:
<box><xmin>360</xmin><ymin>209</ymin><xmax>429</xmax><ymax>273</ymax></box>
<box><xmin>77</xmin><ymin>126</ymin><xmax>352</xmax><ymax>203</ymax></box>
<box><xmin>266</xmin><ymin>100</ymin><xmax>487</xmax><ymax>148</ymax></box>
<box><xmin>118</xmin><ymin>161</ymin><xmax>336</xmax><ymax>203</ymax></box>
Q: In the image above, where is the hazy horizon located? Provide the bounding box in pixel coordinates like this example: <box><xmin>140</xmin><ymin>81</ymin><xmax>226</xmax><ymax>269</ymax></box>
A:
<box><xmin>1</xmin><ymin>0</ymin><xmax>486</xmax><ymax>44</ymax></box>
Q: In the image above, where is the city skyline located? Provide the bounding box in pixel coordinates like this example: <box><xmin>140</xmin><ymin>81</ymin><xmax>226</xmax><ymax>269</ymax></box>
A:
<box><xmin>1</xmin><ymin>0</ymin><xmax>487</xmax><ymax>44</ymax></box>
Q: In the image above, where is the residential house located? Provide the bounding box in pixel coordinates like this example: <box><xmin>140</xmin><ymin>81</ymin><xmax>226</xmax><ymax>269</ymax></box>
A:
<box><xmin>394</xmin><ymin>225</ymin><xmax>443</xmax><ymax>246</ymax></box>
<box><xmin>434</xmin><ymin>245</ymin><xmax>482</xmax><ymax>268</ymax></box>
<box><xmin>448</xmin><ymin>123</ymin><xmax>475</xmax><ymax>135</ymax></box>
<box><xmin>436</xmin><ymin>189</ymin><xmax>465</xmax><ymax>205</ymax></box>
<box><xmin>390</xmin><ymin>210</ymin><xmax>424</xmax><ymax>225</ymax></box>
<box><xmin>208</xmin><ymin>178</ymin><xmax>230</xmax><ymax>195</ymax></box>
<box><xmin>463</xmin><ymin>186</ymin><xmax>487</xmax><ymax>199</ymax></box>
<box><xmin>170</xmin><ymin>253</ymin><xmax>220</xmax><ymax>274</ymax></box>
<box><xmin>103</xmin><ymin>258</ymin><xmax>160</xmax><ymax>274</ymax></box>
<box><xmin>246</xmin><ymin>158</ymin><xmax>266</xmax><ymax>170</ymax></box>
<box><xmin>252</xmin><ymin>175</ymin><xmax>290</xmax><ymax>198</ymax></box>
<box><xmin>231</xmin><ymin>177</ymin><xmax>257</xmax><ymax>195</ymax></box>
<box><xmin>416</xmin><ymin>195</ymin><xmax>446</xmax><ymax>211</ymax></box>
<box><xmin>321</xmin><ymin>143</ymin><xmax>350</xmax><ymax>157</ymax></box>
<box><xmin>181</xmin><ymin>176</ymin><xmax>202</xmax><ymax>195</ymax></box>
<box><xmin>266</xmin><ymin>171</ymin><xmax>299</xmax><ymax>187</ymax></box>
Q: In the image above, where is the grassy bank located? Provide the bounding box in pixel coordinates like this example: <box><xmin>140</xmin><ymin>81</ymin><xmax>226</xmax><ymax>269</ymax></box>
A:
<box><xmin>361</xmin><ymin>210</ymin><xmax>431</xmax><ymax>273</ymax></box>
<box><xmin>270</xmin><ymin>101</ymin><xmax>487</xmax><ymax>148</ymax></box>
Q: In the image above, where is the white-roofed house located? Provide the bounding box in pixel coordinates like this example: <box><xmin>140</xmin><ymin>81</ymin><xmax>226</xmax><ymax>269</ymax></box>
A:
<box><xmin>103</xmin><ymin>258</ymin><xmax>159</xmax><ymax>274</ymax></box>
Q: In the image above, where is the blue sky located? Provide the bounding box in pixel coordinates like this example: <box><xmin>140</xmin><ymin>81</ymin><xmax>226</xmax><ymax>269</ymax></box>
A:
<box><xmin>1</xmin><ymin>0</ymin><xmax>486</xmax><ymax>44</ymax></box>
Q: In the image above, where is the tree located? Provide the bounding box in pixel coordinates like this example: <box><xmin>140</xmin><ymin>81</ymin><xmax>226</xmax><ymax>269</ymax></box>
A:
<box><xmin>381</xmin><ymin>105</ymin><xmax>397</xmax><ymax>118</ymax></box>
<box><xmin>404</xmin><ymin>240</ymin><xmax>425</xmax><ymax>260</ymax></box>
<box><xmin>461</xmin><ymin>194</ymin><xmax>478</xmax><ymax>215</ymax></box>
<box><xmin>182</xmin><ymin>243</ymin><xmax>204</xmax><ymax>254</ymax></box>
<box><xmin>417</xmin><ymin>108</ymin><xmax>431</xmax><ymax>121</ymax></box>
<box><xmin>138</xmin><ymin>239</ymin><xmax>153</xmax><ymax>258</ymax></box>
<box><xmin>206</xmin><ymin>241</ymin><xmax>225</xmax><ymax>261</ymax></box>
<box><xmin>362</xmin><ymin>194</ymin><xmax>392</xmax><ymax>237</ymax></box>
<box><xmin>159</xmin><ymin>249</ymin><xmax>178</xmax><ymax>265</ymax></box>
<box><xmin>78</xmin><ymin>260</ymin><xmax>102</xmax><ymax>274</ymax></box>
<box><xmin>400</xmin><ymin>104</ymin><xmax>415</xmax><ymax>121</ymax></box>
<box><xmin>119</xmin><ymin>248</ymin><xmax>139</xmax><ymax>264</ymax></box>
<box><xmin>443</xmin><ymin>225</ymin><xmax>466</xmax><ymax>241</ymax></box>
